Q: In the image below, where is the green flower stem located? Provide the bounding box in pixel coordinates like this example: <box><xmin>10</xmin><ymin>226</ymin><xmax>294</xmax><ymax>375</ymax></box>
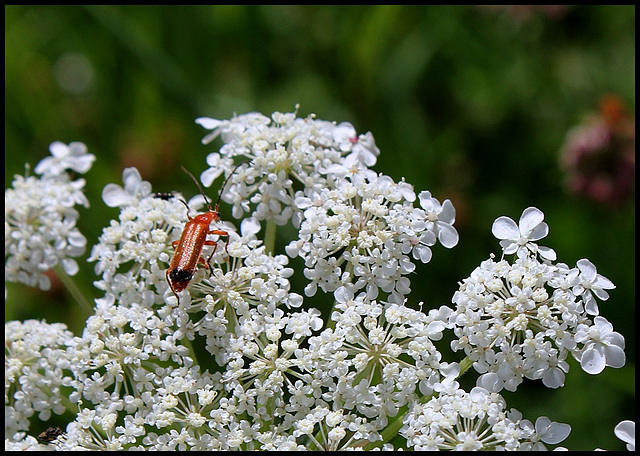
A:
<box><xmin>363</xmin><ymin>393</ymin><xmax>432</xmax><ymax>450</ymax></box>
<box><xmin>458</xmin><ymin>356</ymin><xmax>474</xmax><ymax>376</ymax></box>
<box><xmin>179</xmin><ymin>334</ymin><xmax>198</xmax><ymax>366</ymax></box>
<box><xmin>264</xmin><ymin>219</ymin><xmax>277</xmax><ymax>255</ymax></box>
<box><xmin>54</xmin><ymin>264</ymin><xmax>93</xmax><ymax>315</ymax></box>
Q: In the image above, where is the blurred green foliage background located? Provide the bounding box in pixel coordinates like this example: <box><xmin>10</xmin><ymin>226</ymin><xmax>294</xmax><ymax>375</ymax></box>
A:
<box><xmin>5</xmin><ymin>5</ymin><xmax>634</xmax><ymax>450</ymax></box>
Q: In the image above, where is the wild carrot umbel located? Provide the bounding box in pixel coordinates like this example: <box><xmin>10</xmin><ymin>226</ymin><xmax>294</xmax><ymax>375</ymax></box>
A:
<box><xmin>5</xmin><ymin>109</ymin><xmax>631</xmax><ymax>451</ymax></box>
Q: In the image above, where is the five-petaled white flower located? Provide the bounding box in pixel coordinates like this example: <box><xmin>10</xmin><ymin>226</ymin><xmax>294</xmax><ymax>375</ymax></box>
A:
<box><xmin>492</xmin><ymin>206</ymin><xmax>556</xmax><ymax>260</ymax></box>
<box><xmin>102</xmin><ymin>167</ymin><xmax>153</xmax><ymax>207</ymax></box>
<box><xmin>572</xmin><ymin>258</ymin><xmax>616</xmax><ymax>316</ymax></box>
<box><xmin>34</xmin><ymin>141</ymin><xmax>96</xmax><ymax>177</ymax></box>
<box><xmin>574</xmin><ymin>316</ymin><xmax>625</xmax><ymax>375</ymax></box>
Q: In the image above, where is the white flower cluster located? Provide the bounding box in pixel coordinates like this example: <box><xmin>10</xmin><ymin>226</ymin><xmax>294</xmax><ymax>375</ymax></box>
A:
<box><xmin>87</xmin><ymin>167</ymin><xmax>304</xmax><ymax>314</ymax></box>
<box><xmin>196</xmin><ymin>107</ymin><xmax>380</xmax><ymax>226</ymax></box>
<box><xmin>287</xmin><ymin>176</ymin><xmax>458</xmax><ymax>303</ymax></box>
<box><xmin>87</xmin><ymin>168</ymin><xmax>187</xmax><ymax>304</ymax></box>
<box><xmin>401</xmin><ymin>384</ymin><xmax>571</xmax><ymax>450</ymax></box>
<box><xmin>5</xmin><ymin>142</ymin><xmax>94</xmax><ymax>291</ymax></box>
<box><xmin>198</xmin><ymin>108</ymin><xmax>457</xmax><ymax>304</ymax></box>
<box><xmin>450</xmin><ymin>207</ymin><xmax>625</xmax><ymax>392</ymax></box>
<box><xmin>308</xmin><ymin>287</ymin><xmax>452</xmax><ymax>396</ymax></box>
<box><xmin>5</xmin><ymin>320</ymin><xmax>75</xmax><ymax>438</ymax></box>
<box><xmin>5</xmin><ymin>110</ymin><xmax>630</xmax><ymax>451</ymax></box>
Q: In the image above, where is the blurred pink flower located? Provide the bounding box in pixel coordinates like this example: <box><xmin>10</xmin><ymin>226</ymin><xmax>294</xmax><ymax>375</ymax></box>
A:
<box><xmin>560</xmin><ymin>95</ymin><xmax>635</xmax><ymax>206</ymax></box>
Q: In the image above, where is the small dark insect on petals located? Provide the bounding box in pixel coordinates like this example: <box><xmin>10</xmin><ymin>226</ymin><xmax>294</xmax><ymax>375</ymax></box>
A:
<box><xmin>153</xmin><ymin>192</ymin><xmax>175</xmax><ymax>200</ymax></box>
<box><xmin>37</xmin><ymin>426</ymin><xmax>64</xmax><ymax>444</ymax></box>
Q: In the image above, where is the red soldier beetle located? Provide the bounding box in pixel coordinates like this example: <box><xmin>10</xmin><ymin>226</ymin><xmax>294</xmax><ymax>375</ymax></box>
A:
<box><xmin>163</xmin><ymin>164</ymin><xmax>243</xmax><ymax>303</ymax></box>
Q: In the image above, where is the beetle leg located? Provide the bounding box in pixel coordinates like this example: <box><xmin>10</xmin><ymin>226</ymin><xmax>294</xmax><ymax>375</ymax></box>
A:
<box><xmin>200</xmin><ymin>240</ymin><xmax>218</xmax><ymax>272</ymax></box>
<box><xmin>208</xmin><ymin>229</ymin><xmax>230</xmax><ymax>259</ymax></box>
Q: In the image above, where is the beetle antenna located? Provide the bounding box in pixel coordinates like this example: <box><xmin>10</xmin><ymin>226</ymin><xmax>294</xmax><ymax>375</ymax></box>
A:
<box><xmin>214</xmin><ymin>160</ymin><xmax>250</xmax><ymax>208</ymax></box>
<box><xmin>181</xmin><ymin>166</ymin><xmax>214</xmax><ymax>211</ymax></box>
